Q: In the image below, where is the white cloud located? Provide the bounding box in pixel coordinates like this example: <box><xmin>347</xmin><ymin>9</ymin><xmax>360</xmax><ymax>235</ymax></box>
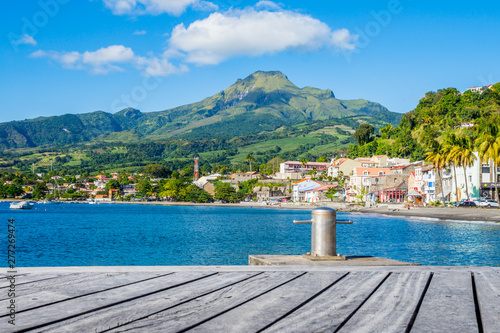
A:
<box><xmin>255</xmin><ymin>1</ymin><xmax>282</xmax><ymax>10</ymax></box>
<box><xmin>133</xmin><ymin>30</ymin><xmax>147</xmax><ymax>35</ymax></box>
<box><xmin>102</xmin><ymin>0</ymin><xmax>218</xmax><ymax>16</ymax></box>
<box><xmin>30</xmin><ymin>45</ymin><xmax>135</xmax><ymax>74</ymax></box>
<box><xmin>13</xmin><ymin>34</ymin><xmax>38</xmax><ymax>46</ymax></box>
<box><xmin>31</xmin><ymin>45</ymin><xmax>184</xmax><ymax>77</ymax></box>
<box><xmin>331</xmin><ymin>28</ymin><xmax>358</xmax><ymax>51</ymax></box>
<box><xmin>167</xmin><ymin>8</ymin><xmax>357</xmax><ymax>65</ymax></box>
<box><xmin>135</xmin><ymin>56</ymin><xmax>188</xmax><ymax>76</ymax></box>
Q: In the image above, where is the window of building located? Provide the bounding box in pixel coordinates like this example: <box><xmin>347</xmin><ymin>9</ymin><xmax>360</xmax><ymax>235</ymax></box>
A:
<box><xmin>363</xmin><ymin>171</ymin><xmax>368</xmax><ymax>176</ymax></box>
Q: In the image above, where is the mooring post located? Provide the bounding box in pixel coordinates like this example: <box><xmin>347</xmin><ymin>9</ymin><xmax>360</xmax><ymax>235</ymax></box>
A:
<box><xmin>294</xmin><ymin>207</ymin><xmax>352</xmax><ymax>257</ymax></box>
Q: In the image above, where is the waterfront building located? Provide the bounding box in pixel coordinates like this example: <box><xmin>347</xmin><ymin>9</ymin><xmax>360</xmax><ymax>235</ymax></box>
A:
<box><xmin>327</xmin><ymin>158</ymin><xmax>361</xmax><ymax>178</ymax></box>
<box><xmin>292</xmin><ymin>178</ymin><xmax>322</xmax><ymax>202</ymax></box>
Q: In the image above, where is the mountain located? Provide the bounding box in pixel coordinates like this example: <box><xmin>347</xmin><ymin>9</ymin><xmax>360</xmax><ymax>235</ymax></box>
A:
<box><xmin>0</xmin><ymin>71</ymin><xmax>402</xmax><ymax>149</ymax></box>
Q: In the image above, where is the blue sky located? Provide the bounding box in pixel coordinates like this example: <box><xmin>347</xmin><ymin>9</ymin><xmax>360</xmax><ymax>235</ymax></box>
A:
<box><xmin>1</xmin><ymin>0</ymin><xmax>500</xmax><ymax>123</ymax></box>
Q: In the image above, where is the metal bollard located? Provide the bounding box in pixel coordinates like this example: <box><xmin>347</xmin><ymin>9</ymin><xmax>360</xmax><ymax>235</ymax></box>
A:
<box><xmin>294</xmin><ymin>207</ymin><xmax>352</xmax><ymax>257</ymax></box>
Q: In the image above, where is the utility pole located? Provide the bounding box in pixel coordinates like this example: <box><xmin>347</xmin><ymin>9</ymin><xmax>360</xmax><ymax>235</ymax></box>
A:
<box><xmin>32</xmin><ymin>163</ymin><xmax>35</xmax><ymax>174</ymax></box>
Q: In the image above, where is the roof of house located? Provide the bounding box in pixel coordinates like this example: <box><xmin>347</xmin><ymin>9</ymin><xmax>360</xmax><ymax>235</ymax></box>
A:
<box><xmin>293</xmin><ymin>178</ymin><xmax>322</xmax><ymax>185</ymax></box>
<box><xmin>353</xmin><ymin>167</ymin><xmax>393</xmax><ymax>176</ymax></box>
<box><xmin>306</xmin><ymin>185</ymin><xmax>337</xmax><ymax>192</ymax></box>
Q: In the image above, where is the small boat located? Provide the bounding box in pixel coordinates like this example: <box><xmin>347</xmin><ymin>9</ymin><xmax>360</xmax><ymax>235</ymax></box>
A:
<box><xmin>43</xmin><ymin>200</ymin><xmax>60</xmax><ymax>205</ymax></box>
<box><xmin>10</xmin><ymin>201</ymin><xmax>35</xmax><ymax>210</ymax></box>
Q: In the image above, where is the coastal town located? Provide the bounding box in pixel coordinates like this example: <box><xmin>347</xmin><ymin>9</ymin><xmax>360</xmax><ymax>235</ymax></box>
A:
<box><xmin>3</xmin><ymin>149</ymin><xmax>499</xmax><ymax>208</ymax></box>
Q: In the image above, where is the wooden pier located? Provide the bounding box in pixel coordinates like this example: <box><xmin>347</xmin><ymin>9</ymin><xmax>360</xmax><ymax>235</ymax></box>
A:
<box><xmin>1</xmin><ymin>266</ymin><xmax>499</xmax><ymax>332</ymax></box>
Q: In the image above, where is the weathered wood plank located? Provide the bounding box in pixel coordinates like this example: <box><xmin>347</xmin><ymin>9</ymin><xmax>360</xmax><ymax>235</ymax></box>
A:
<box><xmin>8</xmin><ymin>272</ymin><xmax>215</xmax><ymax>332</ymax></box>
<box><xmin>474</xmin><ymin>269</ymin><xmax>500</xmax><ymax>333</ymax></box>
<box><xmin>31</xmin><ymin>272</ymin><xmax>263</xmax><ymax>333</ymax></box>
<box><xmin>0</xmin><ymin>273</ymin><xmax>76</xmax><ymax>289</ymax></box>
<box><xmin>0</xmin><ymin>272</ymin><xmax>171</xmax><ymax>313</ymax></box>
<box><xmin>0</xmin><ymin>273</ymin><xmax>121</xmax><ymax>301</ymax></box>
<box><xmin>337</xmin><ymin>271</ymin><xmax>430</xmax><ymax>333</ymax></box>
<box><xmin>104</xmin><ymin>271</ymin><xmax>305</xmax><ymax>333</ymax></box>
<box><xmin>261</xmin><ymin>271</ymin><xmax>390</xmax><ymax>333</ymax></box>
<box><xmin>411</xmin><ymin>271</ymin><xmax>478</xmax><ymax>333</ymax></box>
<box><xmin>185</xmin><ymin>271</ymin><xmax>347</xmax><ymax>332</ymax></box>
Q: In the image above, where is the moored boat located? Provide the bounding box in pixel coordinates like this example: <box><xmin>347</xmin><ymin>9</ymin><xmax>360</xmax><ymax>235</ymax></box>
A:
<box><xmin>10</xmin><ymin>201</ymin><xmax>35</xmax><ymax>209</ymax></box>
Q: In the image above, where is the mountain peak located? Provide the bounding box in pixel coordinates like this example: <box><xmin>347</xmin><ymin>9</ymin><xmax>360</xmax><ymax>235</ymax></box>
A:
<box><xmin>115</xmin><ymin>108</ymin><xmax>143</xmax><ymax>119</ymax></box>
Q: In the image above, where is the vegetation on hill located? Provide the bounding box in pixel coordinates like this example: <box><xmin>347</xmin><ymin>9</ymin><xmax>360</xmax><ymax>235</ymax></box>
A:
<box><xmin>348</xmin><ymin>83</ymin><xmax>500</xmax><ymax>162</ymax></box>
<box><xmin>0</xmin><ymin>71</ymin><xmax>401</xmax><ymax>150</ymax></box>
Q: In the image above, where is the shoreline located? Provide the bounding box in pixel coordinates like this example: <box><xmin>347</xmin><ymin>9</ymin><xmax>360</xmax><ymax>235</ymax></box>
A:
<box><xmin>3</xmin><ymin>199</ymin><xmax>500</xmax><ymax>223</ymax></box>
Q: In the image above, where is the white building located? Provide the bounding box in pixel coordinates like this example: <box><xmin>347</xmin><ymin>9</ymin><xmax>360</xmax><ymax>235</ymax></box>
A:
<box><xmin>292</xmin><ymin>179</ymin><xmax>323</xmax><ymax>202</ymax></box>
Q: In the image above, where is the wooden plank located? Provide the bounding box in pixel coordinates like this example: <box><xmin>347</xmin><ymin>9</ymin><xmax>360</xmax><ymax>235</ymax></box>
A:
<box><xmin>22</xmin><ymin>272</ymin><xmax>263</xmax><ymax>333</ymax></box>
<box><xmin>474</xmin><ymin>269</ymin><xmax>500</xmax><ymax>333</ymax></box>
<box><xmin>259</xmin><ymin>271</ymin><xmax>390</xmax><ymax>333</ymax></box>
<box><xmin>8</xmin><ymin>271</ymin><xmax>215</xmax><ymax>332</ymax></box>
<box><xmin>183</xmin><ymin>271</ymin><xmax>347</xmax><ymax>332</ymax></box>
<box><xmin>103</xmin><ymin>272</ymin><xmax>305</xmax><ymax>332</ymax></box>
<box><xmin>0</xmin><ymin>272</ymin><xmax>122</xmax><ymax>301</ymax></box>
<box><xmin>0</xmin><ymin>273</ymin><xmax>76</xmax><ymax>289</ymax></box>
<box><xmin>337</xmin><ymin>271</ymin><xmax>430</xmax><ymax>333</ymax></box>
<box><xmin>0</xmin><ymin>272</ymin><xmax>171</xmax><ymax>313</ymax></box>
<box><xmin>411</xmin><ymin>271</ymin><xmax>478</xmax><ymax>333</ymax></box>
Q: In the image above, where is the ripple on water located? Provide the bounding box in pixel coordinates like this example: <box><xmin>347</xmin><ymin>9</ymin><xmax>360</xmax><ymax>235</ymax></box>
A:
<box><xmin>2</xmin><ymin>203</ymin><xmax>500</xmax><ymax>267</ymax></box>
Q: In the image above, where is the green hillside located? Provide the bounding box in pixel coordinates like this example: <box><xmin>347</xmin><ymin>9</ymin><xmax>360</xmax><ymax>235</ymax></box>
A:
<box><xmin>348</xmin><ymin>84</ymin><xmax>500</xmax><ymax>161</ymax></box>
<box><xmin>0</xmin><ymin>71</ymin><xmax>401</xmax><ymax>149</ymax></box>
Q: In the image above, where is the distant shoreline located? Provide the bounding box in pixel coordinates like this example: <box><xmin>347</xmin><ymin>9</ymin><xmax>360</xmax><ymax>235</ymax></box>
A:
<box><xmin>3</xmin><ymin>199</ymin><xmax>499</xmax><ymax>223</ymax></box>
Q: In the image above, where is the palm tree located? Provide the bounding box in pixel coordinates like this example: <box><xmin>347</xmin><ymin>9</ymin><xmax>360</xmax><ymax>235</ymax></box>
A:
<box><xmin>476</xmin><ymin>123</ymin><xmax>500</xmax><ymax>203</ymax></box>
<box><xmin>449</xmin><ymin>134</ymin><xmax>477</xmax><ymax>201</ymax></box>
<box><xmin>442</xmin><ymin>133</ymin><xmax>460</xmax><ymax>202</ymax></box>
<box><xmin>245</xmin><ymin>154</ymin><xmax>255</xmax><ymax>173</ymax></box>
<box><xmin>299</xmin><ymin>158</ymin><xmax>308</xmax><ymax>171</ymax></box>
<box><xmin>425</xmin><ymin>140</ymin><xmax>446</xmax><ymax>204</ymax></box>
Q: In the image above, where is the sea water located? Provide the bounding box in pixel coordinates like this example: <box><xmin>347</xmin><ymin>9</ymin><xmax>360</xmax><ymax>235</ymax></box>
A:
<box><xmin>2</xmin><ymin>202</ymin><xmax>500</xmax><ymax>267</ymax></box>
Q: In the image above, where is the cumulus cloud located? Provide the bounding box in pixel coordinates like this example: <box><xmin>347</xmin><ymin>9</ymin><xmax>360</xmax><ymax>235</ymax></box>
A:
<box><xmin>167</xmin><ymin>8</ymin><xmax>358</xmax><ymax>65</ymax></box>
<box><xmin>255</xmin><ymin>1</ymin><xmax>282</xmax><ymax>10</ymax></box>
<box><xmin>13</xmin><ymin>34</ymin><xmax>38</xmax><ymax>46</ymax></box>
<box><xmin>133</xmin><ymin>30</ymin><xmax>147</xmax><ymax>35</ymax></box>
<box><xmin>103</xmin><ymin>0</ymin><xmax>218</xmax><ymax>16</ymax></box>
<box><xmin>135</xmin><ymin>56</ymin><xmax>188</xmax><ymax>76</ymax></box>
<box><xmin>31</xmin><ymin>45</ymin><xmax>184</xmax><ymax>76</ymax></box>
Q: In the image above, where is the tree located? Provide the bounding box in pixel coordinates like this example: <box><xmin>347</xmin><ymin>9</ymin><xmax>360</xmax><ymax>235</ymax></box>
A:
<box><xmin>245</xmin><ymin>154</ymin><xmax>255</xmax><ymax>172</ymax></box>
<box><xmin>425</xmin><ymin>140</ymin><xmax>447</xmax><ymax>203</ymax></box>
<box><xmin>354</xmin><ymin>123</ymin><xmax>375</xmax><ymax>145</ymax></box>
<box><xmin>316</xmin><ymin>156</ymin><xmax>328</xmax><ymax>162</ymax></box>
<box><xmin>143</xmin><ymin>164</ymin><xmax>171</xmax><ymax>178</ymax></box>
<box><xmin>300</xmin><ymin>158</ymin><xmax>308</xmax><ymax>171</ymax></box>
<box><xmin>214</xmin><ymin>182</ymin><xmax>238</xmax><ymax>203</ymax></box>
<box><xmin>449</xmin><ymin>134</ymin><xmax>477</xmax><ymax>201</ymax></box>
<box><xmin>136</xmin><ymin>180</ymin><xmax>152</xmax><ymax>197</ymax></box>
<box><xmin>325</xmin><ymin>187</ymin><xmax>338</xmax><ymax>201</ymax></box>
<box><xmin>6</xmin><ymin>185</ymin><xmax>23</xmax><ymax>198</ymax></box>
<box><xmin>475</xmin><ymin>122</ymin><xmax>500</xmax><ymax>203</ymax></box>
<box><xmin>32</xmin><ymin>182</ymin><xmax>48</xmax><ymax>199</ymax></box>
<box><xmin>105</xmin><ymin>179</ymin><xmax>120</xmax><ymax>190</ymax></box>
<box><xmin>442</xmin><ymin>133</ymin><xmax>460</xmax><ymax>202</ymax></box>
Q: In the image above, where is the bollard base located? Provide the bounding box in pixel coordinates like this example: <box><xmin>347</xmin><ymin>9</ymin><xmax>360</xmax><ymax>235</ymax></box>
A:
<box><xmin>249</xmin><ymin>255</ymin><xmax>420</xmax><ymax>266</ymax></box>
<box><xmin>302</xmin><ymin>254</ymin><xmax>347</xmax><ymax>261</ymax></box>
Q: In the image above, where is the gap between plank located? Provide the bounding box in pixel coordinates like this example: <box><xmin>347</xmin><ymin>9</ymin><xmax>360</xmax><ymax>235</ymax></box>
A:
<box><xmin>404</xmin><ymin>272</ymin><xmax>434</xmax><ymax>333</ymax></box>
<box><xmin>99</xmin><ymin>272</ymin><xmax>267</xmax><ymax>333</ymax></box>
<box><xmin>15</xmin><ymin>272</ymin><xmax>220</xmax><ymax>333</ymax></box>
<box><xmin>0</xmin><ymin>272</ymin><xmax>175</xmax><ymax>318</ymax></box>
<box><xmin>256</xmin><ymin>272</ymin><xmax>350</xmax><ymax>332</ymax></box>
<box><xmin>175</xmin><ymin>272</ymin><xmax>309</xmax><ymax>333</ymax></box>
<box><xmin>471</xmin><ymin>272</ymin><xmax>484</xmax><ymax>333</ymax></box>
<box><xmin>333</xmin><ymin>272</ymin><xmax>392</xmax><ymax>333</ymax></box>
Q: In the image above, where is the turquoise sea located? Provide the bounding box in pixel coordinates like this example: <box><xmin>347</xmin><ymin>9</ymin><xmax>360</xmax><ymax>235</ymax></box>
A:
<box><xmin>3</xmin><ymin>202</ymin><xmax>500</xmax><ymax>267</ymax></box>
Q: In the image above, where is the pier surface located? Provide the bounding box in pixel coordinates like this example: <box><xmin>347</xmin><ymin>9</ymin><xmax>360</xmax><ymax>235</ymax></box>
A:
<box><xmin>1</xmin><ymin>266</ymin><xmax>499</xmax><ymax>332</ymax></box>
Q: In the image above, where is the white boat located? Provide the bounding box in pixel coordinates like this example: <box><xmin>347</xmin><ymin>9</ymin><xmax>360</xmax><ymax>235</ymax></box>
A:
<box><xmin>10</xmin><ymin>201</ymin><xmax>35</xmax><ymax>210</ymax></box>
<box><xmin>43</xmin><ymin>200</ymin><xmax>60</xmax><ymax>205</ymax></box>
